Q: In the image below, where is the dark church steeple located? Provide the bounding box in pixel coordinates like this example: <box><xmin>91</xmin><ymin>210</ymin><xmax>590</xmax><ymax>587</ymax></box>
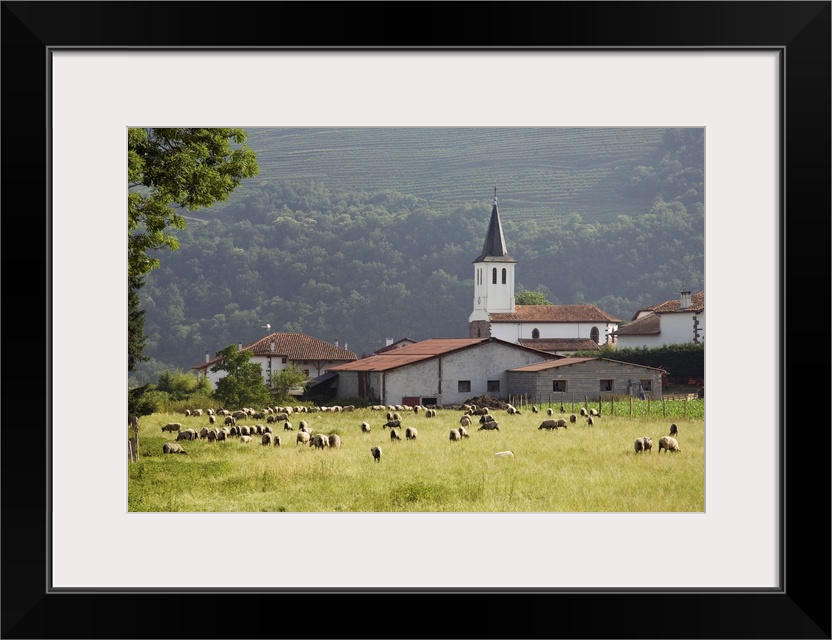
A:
<box><xmin>473</xmin><ymin>187</ymin><xmax>516</xmax><ymax>263</ymax></box>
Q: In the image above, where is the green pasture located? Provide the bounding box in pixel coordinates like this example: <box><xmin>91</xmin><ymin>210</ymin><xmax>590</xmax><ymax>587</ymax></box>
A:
<box><xmin>128</xmin><ymin>406</ymin><xmax>703</xmax><ymax>513</ymax></box>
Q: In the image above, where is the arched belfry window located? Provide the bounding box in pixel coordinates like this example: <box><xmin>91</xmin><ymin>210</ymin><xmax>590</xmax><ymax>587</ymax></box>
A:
<box><xmin>532</xmin><ymin>328</ymin><xmax>540</xmax><ymax>339</ymax></box>
<box><xmin>501</xmin><ymin>268</ymin><xmax>507</xmax><ymax>284</ymax></box>
<box><xmin>492</xmin><ymin>268</ymin><xmax>497</xmax><ymax>284</ymax></box>
<box><xmin>590</xmin><ymin>326</ymin><xmax>600</xmax><ymax>344</ymax></box>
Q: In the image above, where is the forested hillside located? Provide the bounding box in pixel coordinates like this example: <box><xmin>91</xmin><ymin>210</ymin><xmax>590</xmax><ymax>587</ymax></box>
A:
<box><xmin>131</xmin><ymin>127</ymin><xmax>704</xmax><ymax>384</ymax></box>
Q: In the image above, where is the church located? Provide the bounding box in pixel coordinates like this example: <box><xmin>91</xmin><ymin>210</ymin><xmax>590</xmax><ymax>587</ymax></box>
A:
<box><xmin>467</xmin><ymin>191</ymin><xmax>621</xmax><ymax>355</ymax></box>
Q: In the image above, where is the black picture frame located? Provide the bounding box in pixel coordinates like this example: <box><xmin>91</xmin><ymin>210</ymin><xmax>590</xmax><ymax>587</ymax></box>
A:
<box><xmin>3</xmin><ymin>2</ymin><xmax>829</xmax><ymax>638</ymax></box>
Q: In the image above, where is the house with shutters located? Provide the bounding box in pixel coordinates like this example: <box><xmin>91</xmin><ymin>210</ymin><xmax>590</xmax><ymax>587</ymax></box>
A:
<box><xmin>467</xmin><ymin>190</ymin><xmax>621</xmax><ymax>349</ymax></box>
<box><xmin>611</xmin><ymin>290</ymin><xmax>705</xmax><ymax>349</ymax></box>
<box><xmin>192</xmin><ymin>332</ymin><xmax>357</xmax><ymax>390</ymax></box>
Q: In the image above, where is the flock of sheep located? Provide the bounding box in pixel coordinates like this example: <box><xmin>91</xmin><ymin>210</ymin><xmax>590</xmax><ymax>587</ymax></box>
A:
<box><xmin>159</xmin><ymin>403</ymin><xmax>684</xmax><ymax>460</ymax></box>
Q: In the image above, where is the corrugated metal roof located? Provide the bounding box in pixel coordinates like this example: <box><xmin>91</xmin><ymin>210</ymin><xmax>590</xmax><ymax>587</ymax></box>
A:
<box><xmin>489</xmin><ymin>304</ymin><xmax>621</xmax><ymax>323</ymax></box>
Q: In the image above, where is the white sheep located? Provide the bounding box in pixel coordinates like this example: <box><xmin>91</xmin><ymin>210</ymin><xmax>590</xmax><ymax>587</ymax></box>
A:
<box><xmin>658</xmin><ymin>436</ymin><xmax>680</xmax><ymax>453</ymax></box>
<box><xmin>405</xmin><ymin>427</ymin><xmax>418</xmax><ymax>440</ymax></box>
<box><xmin>643</xmin><ymin>436</ymin><xmax>653</xmax><ymax>453</ymax></box>
<box><xmin>371</xmin><ymin>446</ymin><xmax>382</xmax><ymax>462</ymax></box>
<box><xmin>240</xmin><ymin>435</ymin><xmax>252</xmax><ymax>444</ymax></box>
<box><xmin>494</xmin><ymin>451</ymin><xmax>514</xmax><ymax>458</ymax></box>
<box><xmin>328</xmin><ymin>434</ymin><xmax>341</xmax><ymax>449</ymax></box>
<box><xmin>162</xmin><ymin>442</ymin><xmax>187</xmax><ymax>454</ymax></box>
<box><xmin>458</xmin><ymin>425</ymin><xmax>470</xmax><ymax>439</ymax></box>
<box><xmin>296</xmin><ymin>431</ymin><xmax>311</xmax><ymax>446</ymax></box>
<box><xmin>547</xmin><ymin>408</ymin><xmax>554</xmax><ymax>416</ymax></box>
<box><xmin>361</xmin><ymin>422</ymin><xmax>371</xmax><ymax>433</ymax></box>
<box><xmin>310</xmin><ymin>433</ymin><xmax>329</xmax><ymax>449</ymax></box>
<box><xmin>449</xmin><ymin>428</ymin><xmax>461</xmax><ymax>442</ymax></box>
<box><xmin>459</xmin><ymin>416</ymin><xmax>472</xmax><ymax>428</ymax></box>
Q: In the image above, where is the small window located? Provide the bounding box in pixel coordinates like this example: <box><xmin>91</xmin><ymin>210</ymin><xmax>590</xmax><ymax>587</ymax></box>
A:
<box><xmin>458</xmin><ymin>380</ymin><xmax>471</xmax><ymax>393</ymax></box>
<box><xmin>640</xmin><ymin>379</ymin><xmax>652</xmax><ymax>392</ymax></box>
<box><xmin>552</xmin><ymin>380</ymin><xmax>567</xmax><ymax>392</ymax></box>
<box><xmin>590</xmin><ymin>326</ymin><xmax>600</xmax><ymax>344</ymax></box>
<box><xmin>487</xmin><ymin>380</ymin><xmax>500</xmax><ymax>392</ymax></box>
<box><xmin>422</xmin><ymin>397</ymin><xmax>437</xmax><ymax>406</ymax></box>
<box><xmin>281</xmin><ymin>357</ymin><xmax>288</xmax><ymax>364</ymax></box>
<box><xmin>501</xmin><ymin>268</ymin><xmax>507</xmax><ymax>284</ymax></box>
<box><xmin>600</xmin><ymin>379</ymin><xmax>614</xmax><ymax>392</ymax></box>
<box><xmin>532</xmin><ymin>328</ymin><xmax>540</xmax><ymax>339</ymax></box>
<box><xmin>492</xmin><ymin>268</ymin><xmax>497</xmax><ymax>284</ymax></box>
<box><xmin>303</xmin><ymin>370</ymin><xmax>309</xmax><ymax>377</ymax></box>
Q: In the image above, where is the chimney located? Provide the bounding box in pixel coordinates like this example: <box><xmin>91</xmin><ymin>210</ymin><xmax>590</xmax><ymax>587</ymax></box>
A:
<box><xmin>344</xmin><ymin>342</ymin><xmax>348</xmax><ymax>352</ymax></box>
<box><xmin>334</xmin><ymin>338</ymin><xmax>339</xmax><ymax>348</ymax></box>
<box><xmin>680</xmin><ymin>290</ymin><xmax>692</xmax><ymax>310</ymax></box>
<box><xmin>386</xmin><ymin>338</ymin><xmax>394</xmax><ymax>347</ymax></box>
<box><xmin>270</xmin><ymin>339</ymin><xmax>276</xmax><ymax>353</ymax></box>
<box><xmin>238</xmin><ymin>342</ymin><xmax>243</xmax><ymax>351</ymax></box>
<box><xmin>205</xmin><ymin>351</ymin><xmax>210</xmax><ymax>363</ymax></box>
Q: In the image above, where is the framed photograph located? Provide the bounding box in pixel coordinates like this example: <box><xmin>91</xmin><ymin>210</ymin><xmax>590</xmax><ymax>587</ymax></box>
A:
<box><xmin>6</xmin><ymin>2</ymin><xmax>829</xmax><ymax>638</ymax></box>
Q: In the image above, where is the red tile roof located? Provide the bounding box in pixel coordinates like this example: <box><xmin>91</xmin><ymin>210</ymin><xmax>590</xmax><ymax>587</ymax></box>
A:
<box><xmin>489</xmin><ymin>304</ymin><xmax>621</xmax><ymax>323</ymax></box>
<box><xmin>518</xmin><ymin>338</ymin><xmax>600</xmax><ymax>352</ymax></box>
<box><xmin>611</xmin><ymin>314</ymin><xmax>661</xmax><ymax>336</ymax></box>
<box><xmin>652</xmin><ymin>291</ymin><xmax>704</xmax><ymax>313</ymax></box>
<box><xmin>192</xmin><ymin>332</ymin><xmax>357</xmax><ymax>371</ymax></box>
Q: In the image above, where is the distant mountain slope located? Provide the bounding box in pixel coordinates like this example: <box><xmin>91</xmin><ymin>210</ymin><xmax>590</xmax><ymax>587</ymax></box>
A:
<box><xmin>224</xmin><ymin>127</ymin><xmax>669</xmax><ymax>224</ymax></box>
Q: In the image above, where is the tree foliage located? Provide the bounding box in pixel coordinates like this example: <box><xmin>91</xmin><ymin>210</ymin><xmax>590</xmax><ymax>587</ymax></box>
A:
<box><xmin>270</xmin><ymin>364</ymin><xmax>308</xmax><ymax>404</ymax></box>
<box><xmin>210</xmin><ymin>345</ymin><xmax>271</xmax><ymax>409</ymax></box>
<box><xmin>515</xmin><ymin>290</ymin><xmax>552</xmax><ymax>305</ymax></box>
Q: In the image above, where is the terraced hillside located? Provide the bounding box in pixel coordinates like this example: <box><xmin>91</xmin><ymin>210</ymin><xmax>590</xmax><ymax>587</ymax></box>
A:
<box><xmin>238</xmin><ymin>127</ymin><xmax>669</xmax><ymax>224</ymax></box>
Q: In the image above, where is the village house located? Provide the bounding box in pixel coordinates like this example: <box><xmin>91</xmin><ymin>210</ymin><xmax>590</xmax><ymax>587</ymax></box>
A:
<box><xmin>192</xmin><ymin>332</ymin><xmax>357</xmax><ymax>390</ymax></box>
<box><xmin>327</xmin><ymin>337</ymin><xmax>559</xmax><ymax>406</ymax></box>
<box><xmin>611</xmin><ymin>290</ymin><xmax>705</xmax><ymax>349</ymax></box>
<box><xmin>507</xmin><ymin>357</ymin><xmax>665</xmax><ymax>404</ymax></box>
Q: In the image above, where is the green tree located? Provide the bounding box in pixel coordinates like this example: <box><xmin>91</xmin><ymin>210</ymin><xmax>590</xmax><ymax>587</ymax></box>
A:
<box><xmin>128</xmin><ymin>274</ymin><xmax>148</xmax><ymax>371</ymax></box>
<box><xmin>128</xmin><ymin>128</ymin><xmax>259</xmax><ymax>369</ymax></box>
<box><xmin>270</xmin><ymin>364</ymin><xmax>308</xmax><ymax>403</ymax></box>
<box><xmin>515</xmin><ymin>290</ymin><xmax>552</xmax><ymax>305</ymax></box>
<box><xmin>210</xmin><ymin>345</ymin><xmax>271</xmax><ymax>409</ymax></box>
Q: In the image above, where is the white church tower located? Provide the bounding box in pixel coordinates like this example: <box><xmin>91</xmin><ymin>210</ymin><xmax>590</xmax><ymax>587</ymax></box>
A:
<box><xmin>469</xmin><ymin>189</ymin><xmax>516</xmax><ymax>338</ymax></box>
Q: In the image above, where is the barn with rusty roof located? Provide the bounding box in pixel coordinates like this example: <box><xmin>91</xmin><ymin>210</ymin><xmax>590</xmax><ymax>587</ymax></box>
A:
<box><xmin>192</xmin><ymin>332</ymin><xmax>357</xmax><ymax>390</ymax></box>
<box><xmin>327</xmin><ymin>337</ymin><xmax>559</xmax><ymax>406</ymax></box>
<box><xmin>507</xmin><ymin>357</ymin><xmax>665</xmax><ymax>404</ymax></box>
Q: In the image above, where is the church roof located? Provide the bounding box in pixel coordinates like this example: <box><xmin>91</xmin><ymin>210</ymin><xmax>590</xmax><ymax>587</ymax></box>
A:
<box><xmin>473</xmin><ymin>192</ymin><xmax>516</xmax><ymax>263</ymax></box>
<box><xmin>489</xmin><ymin>304</ymin><xmax>621</xmax><ymax>323</ymax></box>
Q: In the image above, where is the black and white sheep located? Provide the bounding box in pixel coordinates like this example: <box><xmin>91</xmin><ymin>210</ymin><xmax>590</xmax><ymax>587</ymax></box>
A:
<box><xmin>283</xmin><ymin>421</ymin><xmax>294</xmax><ymax>431</ymax></box>
<box><xmin>310</xmin><ymin>433</ymin><xmax>329</xmax><ymax>449</ymax></box>
<box><xmin>569</xmin><ymin>414</ymin><xmax>577</xmax><ymax>423</ymax></box>
<box><xmin>587</xmin><ymin>416</ymin><xmax>595</xmax><ymax>427</ymax></box>
<box><xmin>161</xmin><ymin>422</ymin><xmax>182</xmax><ymax>434</ymax></box>
<box><xmin>479</xmin><ymin>414</ymin><xmax>497</xmax><ymax>425</ymax></box>
<box><xmin>390</xmin><ymin>428</ymin><xmax>402</xmax><ymax>442</ymax></box>
<box><xmin>580</xmin><ymin>408</ymin><xmax>588</xmax><ymax>417</ymax></box>
<box><xmin>361</xmin><ymin>422</ymin><xmax>371</xmax><ymax>433</ymax></box>
<box><xmin>589</xmin><ymin>408</ymin><xmax>599</xmax><ymax>417</ymax></box>
<box><xmin>538</xmin><ymin>419</ymin><xmax>566</xmax><ymax>430</ymax></box>
<box><xmin>273</xmin><ymin>435</ymin><xmax>281</xmax><ymax>447</ymax></box>
<box><xmin>449</xmin><ymin>428</ymin><xmax>462</xmax><ymax>442</ymax></box>
<box><xmin>383</xmin><ymin>419</ymin><xmax>401</xmax><ymax>429</ymax></box>
<box><xmin>371</xmin><ymin>446</ymin><xmax>382</xmax><ymax>462</ymax></box>
<box><xmin>459</xmin><ymin>416</ymin><xmax>472</xmax><ymax>428</ymax></box>
<box><xmin>658</xmin><ymin>436</ymin><xmax>680</xmax><ymax>453</ymax></box>
<box><xmin>458</xmin><ymin>425</ymin><xmax>470</xmax><ymax>439</ymax></box>
<box><xmin>405</xmin><ymin>427</ymin><xmax>418</xmax><ymax>441</ymax></box>
<box><xmin>261</xmin><ymin>432</ymin><xmax>273</xmax><ymax>446</ymax></box>
<box><xmin>162</xmin><ymin>442</ymin><xmax>187</xmax><ymax>454</ymax></box>
<box><xmin>531</xmin><ymin>405</ymin><xmax>538</xmax><ymax>413</ymax></box>
<box><xmin>546</xmin><ymin>408</ymin><xmax>554</xmax><ymax>416</ymax></box>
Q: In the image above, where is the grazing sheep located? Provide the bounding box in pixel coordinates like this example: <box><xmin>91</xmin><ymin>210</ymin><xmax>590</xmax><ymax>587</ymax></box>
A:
<box><xmin>206</xmin><ymin>429</ymin><xmax>218</xmax><ymax>442</ymax></box>
<box><xmin>184</xmin><ymin>409</ymin><xmax>191</xmax><ymax>417</ymax></box>
<box><xmin>224</xmin><ymin>416</ymin><xmax>236</xmax><ymax>427</ymax></box>
<box><xmin>449</xmin><ymin>429</ymin><xmax>462</xmax><ymax>442</ymax></box>
<box><xmin>262</xmin><ymin>432</ymin><xmax>273</xmax><ymax>446</ymax></box>
<box><xmin>506</xmin><ymin>404</ymin><xmax>517</xmax><ymax>414</ymax></box>
<box><xmin>240</xmin><ymin>425</ymin><xmax>250</xmax><ymax>436</ymax></box>
<box><xmin>371</xmin><ymin>446</ymin><xmax>382</xmax><ymax>462</ymax></box>
<box><xmin>405</xmin><ymin>427</ymin><xmax>418</xmax><ymax>441</ymax></box>
<box><xmin>390</xmin><ymin>428</ymin><xmax>402</xmax><ymax>442</ymax></box>
<box><xmin>494</xmin><ymin>450</ymin><xmax>514</xmax><ymax>458</ymax></box>
<box><xmin>162</xmin><ymin>442</ymin><xmax>187</xmax><ymax>454</ymax></box>
<box><xmin>634</xmin><ymin>437</ymin><xmax>645</xmax><ymax>453</ymax></box>
<box><xmin>658</xmin><ymin>436</ymin><xmax>681</xmax><ymax>453</ymax></box>
<box><xmin>328</xmin><ymin>434</ymin><xmax>341</xmax><ymax>449</ymax></box>
<box><xmin>589</xmin><ymin>408</ymin><xmax>599</xmax><ymax>417</ymax></box>
<box><xmin>547</xmin><ymin>408</ymin><xmax>554</xmax><ymax>416</ymax></box>
<box><xmin>284</xmin><ymin>421</ymin><xmax>294</xmax><ymax>431</ymax></box>
<box><xmin>296</xmin><ymin>431</ymin><xmax>311</xmax><ymax>446</ymax></box>
<box><xmin>459</xmin><ymin>416</ymin><xmax>472</xmax><ymax>428</ymax></box>
<box><xmin>361</xmin><ymin>422</ymin><xmax>371</xmax><ymax>433</ymax></box>
<box><xmin>199</xmin><ymin>427</ymin><xmax>210</xmax><ymax>439</ymax></box>
<box><xmin>569</xmin><ymin>414</ymin><xmax>577</xmax><ymax>423</ymax></box>
<box><xmin>669</xmin><ymin>423</ymin><xmax>679</xmax><ymax>438</ymax></box>
<box><xmin>458</xmin><ymin>425</ymin><xmax>470</xmax><ymax>438</ymax></box>
<box><xmin>273</xmin><ymin>435</ymin><xmax>281</xmax><ymax>447</ymax></box>
<box><xmin>161</xmin><ymin>422</ymin><xmax>182</xmax><ymax>434</ymax></box>
<box><xmin>216</xmin><ymin>429</ymin><xmax>227</xmax><ymax>442</ymax></box>
<box><xmin>479</xmin><ymin>414</ymin><xmax>497</xmax><ymax>425</ymax></box>
<box><xmin>643</xmin><ymin>436</ymin><xmax>653</xmax><ymax>453</ymax></box>
<box><xmin>298</xmin><ymin>420</ymin><xmax>309</xmax><ymax>431</ymax></box>
<box><xmin>176</xmin><ymin>428</ymin><xmax>198</xmax><ymax>441</ymax></box>
<box><xmin>580</xmin><ymin>408</ymin><xmax>588</xmax><ymax>417</ymax></box>
<box><xmin>477</xmin><ymin>421</ymin><xmax>500</xmax><ymax>431</ymax></box>
<box><xmin>538</xmin><ymin>419</ymin><xmax>565</xmax><ymax>430</ymax></box>
<box><xmin>560</xmin><ymin>404</ymin><xmax>566</xmax><ymax>413</ymax></box>
<box><xmin>240</xmin><ymin>435</ymin><xmax>252</xmax><ymax>444</ymax></box>
<box><xmin>208</xmin><ymin>415</ymin><xmax>216</xmax><ymax>425</ymax></box>
<box><xmin>531</xmin><ymin>405</ymin><xmax>538</xmax><ymax>413</ymax></box>
<box><xmin>383</xmin><ymin>419</ymin><xmax>401</xmax><ymax>429</ymax></box>
<box><xmin>310</xmin><ymin>433</ymin><xmax>329</xmax><ymax>449</ymax></box>
<box><xmin>192</xmin><ymin>409</ymin><xmax>204</xmax><ymax>417</ymax></box>
<box><xmin>587</xmin><ymin>416</ymin><xmax>595</xmax><ymax>427</ymax></box>
<box><xmin>266</xmin><ymin>414</ymin><xmax>277</xmax><ymax>424</ymax></box>
<box><xmin>264</xmin><ymin>425</ymin><xmax>272</xmax><ymax>434</ymax></box>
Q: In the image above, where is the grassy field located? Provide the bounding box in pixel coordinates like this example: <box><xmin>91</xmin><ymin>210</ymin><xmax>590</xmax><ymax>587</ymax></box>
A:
<box><xmin>129</xmin><ymin>404</ymin><xmax>703</xmax><ymax>513</ymax></box>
